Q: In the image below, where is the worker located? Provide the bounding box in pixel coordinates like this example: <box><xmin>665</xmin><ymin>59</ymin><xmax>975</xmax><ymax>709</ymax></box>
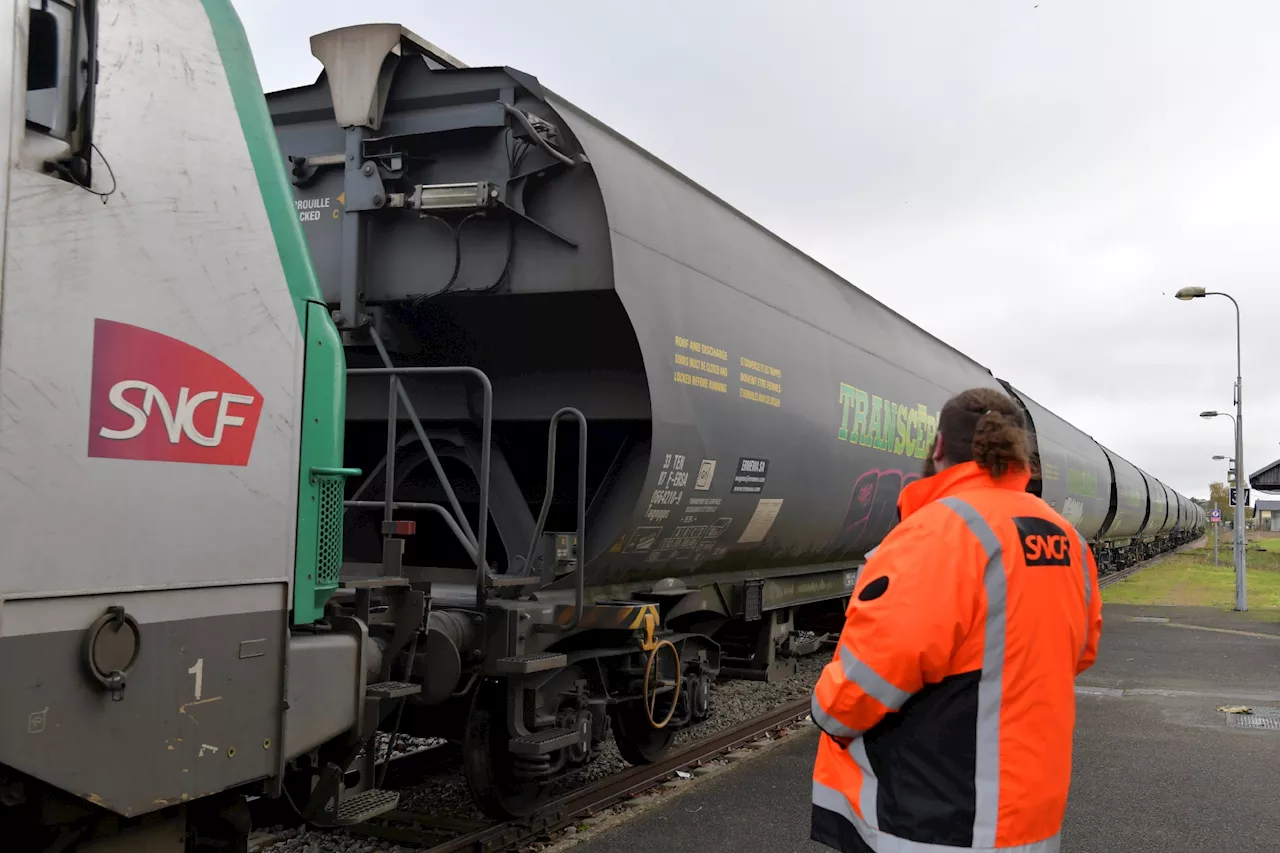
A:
<box><xmin>810</xmin><ymin>387</ymin><xmax>1102</xmax><ymax>853</ymax></box>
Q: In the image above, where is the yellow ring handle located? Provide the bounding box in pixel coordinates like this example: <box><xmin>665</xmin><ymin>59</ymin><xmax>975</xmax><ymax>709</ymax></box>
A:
<box><xmin>642</xmin><ymin>639</ymin><xmax>682</xmax><ymax>729</ymax></box>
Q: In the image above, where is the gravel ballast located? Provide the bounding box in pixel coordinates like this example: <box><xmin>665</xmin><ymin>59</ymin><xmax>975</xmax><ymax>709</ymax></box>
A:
<box><xmin>257</xmin><ymin>653</ymin><xmax>828</xmax><ymax>852</ymax></box>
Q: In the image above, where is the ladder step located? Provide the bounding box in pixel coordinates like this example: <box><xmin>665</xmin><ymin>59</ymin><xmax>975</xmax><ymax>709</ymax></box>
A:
<box><xmin>509</xmin><ymin>727</ymin><xmax>583</xmax><ymax>756</ymax></box>
<box><xmin>495</xmin><ymin>652</ymin><xmax>567</xmax><ymax>675</ymax></box>
<box><xmin>366</xmin><ymin>681</ymin><xmax>421</xmax><ymax>699</ymax></box>
<box><xmin>487</xmin><ymin>575</ymin><xmax>543</xmax><ymax>588</ymax></box>
<box><xmin>341</xmin><ymin>577</ymin><xmax>410</xmax><ymax>590</ymax></box>
<box><xmin>333</xmin><ymin>788</ymin><xmax>400</xmax><ymax>825</ymax></box>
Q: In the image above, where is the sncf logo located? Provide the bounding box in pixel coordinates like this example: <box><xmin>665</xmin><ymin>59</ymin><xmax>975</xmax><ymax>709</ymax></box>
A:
<box><xmin>1013</xmin><ymin>516</ymin><xmax>1074</xmax><ymax>567</ymax></box>
<box><xmin>87</xmin><ymin>319</ymin><xmax>263</xmax><ymax>466</ymax></box>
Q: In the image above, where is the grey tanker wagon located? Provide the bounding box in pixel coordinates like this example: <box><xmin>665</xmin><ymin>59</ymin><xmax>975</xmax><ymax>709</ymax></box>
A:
<box><xmin>1</xmin><ymin>11</ymin><xmax>1206</xmax><ymax>850</ymax></box>
<box><xmin>1001</xmin><ymin>384</ymin><xmax>1201</xmax><ymax>567</ymax></box>
<box><xmin>267</xmin><ymin>24</ymin><xmax>1202</xmax><ymax>817</ymax></box>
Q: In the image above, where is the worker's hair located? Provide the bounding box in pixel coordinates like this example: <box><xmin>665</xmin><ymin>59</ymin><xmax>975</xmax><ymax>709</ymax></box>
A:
<box><xmin>938</xmin><ymin>388</ymin><xmax>1033</xmax><ymax>478</ymax></box>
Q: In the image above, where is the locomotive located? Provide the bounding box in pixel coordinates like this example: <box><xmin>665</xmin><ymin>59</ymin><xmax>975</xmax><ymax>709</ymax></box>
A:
<box><xmin>1</xmin><ymin>5</ymin><xmax>1201</xmax><ymax>851</ymax></box>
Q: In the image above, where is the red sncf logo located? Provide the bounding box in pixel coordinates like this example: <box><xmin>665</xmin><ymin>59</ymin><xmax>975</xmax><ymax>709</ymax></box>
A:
<box><xmin>87</xmin><ymin>319</ymin><xmax>263</xmax><ymax>467</ymax></box>
<box><xmin>1014</xmin><ymin>516</ymin><xmax>1074</xmax><ymax>567</ymax></box>
<box><xmin>1024</xmin><ymin>534</ymin><xmax>1070</xmax><ymax>562</ymax></box>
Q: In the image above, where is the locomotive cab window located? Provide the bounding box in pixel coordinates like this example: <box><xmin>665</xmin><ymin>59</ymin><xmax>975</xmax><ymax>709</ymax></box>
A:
<box><xmin>24</xmin><ymin>0</ymin><xmax>98</xmax><ymax>184</ymax></box>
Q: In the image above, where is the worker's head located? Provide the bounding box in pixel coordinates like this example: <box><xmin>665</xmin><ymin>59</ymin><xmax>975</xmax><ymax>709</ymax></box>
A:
<box><xmin>923</xmin><ymin>387</ymin><xmax>1032</xmax><ymax>479</ymax></box>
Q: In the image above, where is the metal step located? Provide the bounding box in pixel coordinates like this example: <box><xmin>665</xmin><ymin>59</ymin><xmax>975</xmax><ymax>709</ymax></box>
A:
<box><xmin>341</xmin><ymin>576</ymin><xmax>410</xmax><ymax>590</ymax></box>
<box><xmin>487</xmin><ymin>574</ymin><xmax>542</xmax><ymax>588</ymax></box>
<box><xmin>785</xmin><ymin>631</ymin><xmax>827</xmax><ymax>657</ymax></box>
<box><xmin>509</xmin><ymin>727</ymin><xmax>583</xmax><ymax>756</ymax></box>
<box><xmin>494</xmin><ymin>652</ymin><xmax>567</xmax><ymax>674</ymax></box>
<box><xmin>333</xmin><ymin>788</ymin><xmax>400</xmax><ymax>825</ymax></box>
<box><xmin>366</xmin><ymin>681</ymin><xmax>421</xmax><ymax>699</ymax></box>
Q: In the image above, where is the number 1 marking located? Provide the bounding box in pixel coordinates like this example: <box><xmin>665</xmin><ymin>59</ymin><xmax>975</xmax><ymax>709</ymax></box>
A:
<box><xmin>188</xmin><ymin>659</ymin><xmax>204</xmax><ymax>701</ymax></box>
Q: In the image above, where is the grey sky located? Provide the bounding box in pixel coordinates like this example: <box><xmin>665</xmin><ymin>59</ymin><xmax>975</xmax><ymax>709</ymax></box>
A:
<box><xmin>237</xmin><ymin>0</ymin><xmax>1280</xmax><ymax>501</ymax></box>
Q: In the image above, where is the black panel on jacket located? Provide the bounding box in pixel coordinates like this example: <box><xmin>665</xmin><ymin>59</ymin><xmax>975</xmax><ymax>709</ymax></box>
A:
<box><xmin>1013</xmin><ymin>515</ymin><xmax>1072</xmax><ymax>567</ymax></box>
<box><xmin>812</xmin><ymin>805</ymin><xmax>875</xmax><ymax>853</ymax></box>
<box><xmin>865</xmin><ymin>669</ymin><xmax>981</xmax><ymax>846</ymax></box>
<box><xmin>858</xmin><ymin>576</ymin><xmax>890</xmax><ymax>601</ymax></box>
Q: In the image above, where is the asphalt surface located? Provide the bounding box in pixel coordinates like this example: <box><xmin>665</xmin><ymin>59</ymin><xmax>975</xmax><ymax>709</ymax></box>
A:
<box><xmin>567</xmin><ymin>605</ymin><xmax>1280</xmax><ymax>853</ymax></box>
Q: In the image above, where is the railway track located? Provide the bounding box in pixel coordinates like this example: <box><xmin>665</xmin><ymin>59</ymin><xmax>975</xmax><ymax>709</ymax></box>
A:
<box><xmin>1098</xmin><ymin>536</ymin><xmax>1204</xmax><ymax>589</ymax></box>
<box><xmin>1098</xmin><ymin>560</ymin><xmax>1150</xmax><ymax>589</ymax></box>
<box><xmin>249</xmin><ymin>540</ymin><xmax>1193</xmax><ymax>852</ymax></box>
<box><xmin>256</xmin><ymin>697</ymin><xmax>814</xmax><ymax>853</ymax></box>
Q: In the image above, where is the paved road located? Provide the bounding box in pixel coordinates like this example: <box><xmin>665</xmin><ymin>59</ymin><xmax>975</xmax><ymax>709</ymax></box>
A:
<box><xmin>568</xmin><ymin>605</ymin><xmax>1280</xmax><ymax>852</ymax></box>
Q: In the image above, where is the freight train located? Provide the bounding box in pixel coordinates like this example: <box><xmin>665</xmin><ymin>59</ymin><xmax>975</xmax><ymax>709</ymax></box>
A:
<box><xmin>2</xmin><ymin>6</ymin><xmax>1202</xmax><ymax>851</ymax></box>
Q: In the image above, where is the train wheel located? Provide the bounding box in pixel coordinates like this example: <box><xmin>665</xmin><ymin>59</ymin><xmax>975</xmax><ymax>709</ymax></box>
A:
<box><xmin>612</xmin><ymin>639</ymin><xmax>682</xmax><ymax>765</ymax></box>
<box><xmin>463</xmin><ymin>679</ymin><xmax>549</xmax><ymax>820</ymax></box>
<box><xmin>611</xmin><ymin>699</ymin><xmax>675</xmax><ymax>765</ymax></box>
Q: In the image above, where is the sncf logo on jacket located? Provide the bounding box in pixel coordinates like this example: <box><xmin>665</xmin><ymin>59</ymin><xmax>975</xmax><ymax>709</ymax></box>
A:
<box><xmin>1015</xmin><ymin>516</ymin><xmax>1073</xmax><ymax>566</ymax></box>
<box><xmin>87</xmin><ymin>319</ymin><xmax>264</xmax><ymax>467</ymax></box>
<box><xmin>810</xmin><ymin>462</ymin><xmax>1102</xmax><ymax>853</ymax></box>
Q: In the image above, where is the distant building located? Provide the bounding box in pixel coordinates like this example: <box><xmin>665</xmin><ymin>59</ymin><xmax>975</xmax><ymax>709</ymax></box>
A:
<box><xmin>1248</xmin><ymin>460</ymin><xmax>1280</xmax><ymax>531</ymax></box>
<box><xmin>1250</xmin><ymin>459</ymin><xmax>1280</xmax><ymax>491</ymax></box>
<box><xmin>1253</xmin><ymin>500</ymin><xmax>1280</xmax><ymax>532</ymax></box>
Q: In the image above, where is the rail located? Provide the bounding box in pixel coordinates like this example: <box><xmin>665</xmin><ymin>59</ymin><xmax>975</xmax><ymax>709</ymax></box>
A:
<box><xmin>1097</xmin><ymin>534</ymin><xmax>1201</xmax><ymax>589</ymax></box>
<box><xmin>346</xmin><ymin>358</ymin><xmax>493</xmax><ymax>610</ymax></box>
<box><xmin>341</xmin><ymin>697</ymin><xmax>814</xmax><ymax>853</ymax></box>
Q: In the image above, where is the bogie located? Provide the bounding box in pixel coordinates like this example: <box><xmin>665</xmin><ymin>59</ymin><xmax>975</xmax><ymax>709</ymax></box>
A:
<box><xmin>447</xmin><ymin>631</ymin><xmax>719</xmax><ymax>819</ymax></box>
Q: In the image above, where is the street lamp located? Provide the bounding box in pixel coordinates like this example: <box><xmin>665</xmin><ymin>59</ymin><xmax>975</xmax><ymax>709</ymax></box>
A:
<box><xmin>1181</xmin><ymin>285</ymin><xmax>1246</xmax><ymax>611</ymax></box>
<box><xmin>1200</xmin><ymin>404</ymin><xmax>1246</xmax><ymax>610</ymax></box>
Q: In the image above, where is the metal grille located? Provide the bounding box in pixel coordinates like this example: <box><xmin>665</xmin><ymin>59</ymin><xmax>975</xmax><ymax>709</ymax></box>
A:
<box><xmin>335</xmin><ymin>788</ymin><xmax>399</xmax><ymax>822</ymax></box>
<box><xmin>316</xmin><ymin>476</ymin><xmax>344</xmax><ymax>587</ymax></box>
<box><xmin>1231</xmin><ymin>708</ymin><xmax>1280</xmax><ymax>730</ymax></box>
<box><xmin>744</xmin><ymin>579</ymin><xmax>764</xmax><ymax>622</ymax></box>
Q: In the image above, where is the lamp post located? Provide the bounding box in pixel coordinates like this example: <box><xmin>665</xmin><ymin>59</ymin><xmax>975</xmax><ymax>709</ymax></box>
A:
<box><xmin>1178</xmin><ymin>285</ymin><xmax>1245</xmax><ymax>610</ymax></box>
<box><xmin>1201</xmin><ymin>408</ymin><xmax>1245</xmax><ymax>609</ymax></box>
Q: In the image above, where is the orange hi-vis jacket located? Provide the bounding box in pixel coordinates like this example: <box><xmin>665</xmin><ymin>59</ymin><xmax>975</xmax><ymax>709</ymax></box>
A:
<box><xmin>811</xmin><ymin>461</ymin><xmax>1103</xmax><ymax>853</ymax></box>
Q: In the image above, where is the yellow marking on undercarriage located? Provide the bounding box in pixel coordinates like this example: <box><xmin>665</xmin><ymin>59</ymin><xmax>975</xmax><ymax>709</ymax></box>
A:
<box><xmin>637</xmin><ymin>609</ymin><xmax>660</xmax><ymax>651</ymax></box>
<box><xmin>628</xmin><ymin>606</ymin><xmax>657</xmax><ymax>629</ymax></box>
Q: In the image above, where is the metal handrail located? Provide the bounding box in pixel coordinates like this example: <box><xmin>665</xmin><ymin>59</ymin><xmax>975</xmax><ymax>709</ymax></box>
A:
<box><xmin>347</xmin><ymin>363</ymin><xmax>493</xmax><ymax>610</ymax></box>
<box><xmin>343</xmin><ymin>500</ymin><xmax>477</xmax><ymax>562</ymax></box>
<box><xmin>311</xmin><ymin>467</ymin><xmax>363</xmax><ymax>478</ymax></box>
<box><xmin>368</xmin><ymin>333</ymin><xmax>478</xmax><ymax>549</ymax></box>
<box><xmin>520</xmin><ymin>407</ymin><xmax>587</xmax><ymax>631</ymax></box>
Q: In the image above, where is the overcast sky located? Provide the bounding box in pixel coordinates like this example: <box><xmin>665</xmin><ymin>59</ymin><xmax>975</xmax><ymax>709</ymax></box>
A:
<box><xmin>237</xmin><ymin>0</ymin><xmax>1280</xmax><ymax>502</ymax></box>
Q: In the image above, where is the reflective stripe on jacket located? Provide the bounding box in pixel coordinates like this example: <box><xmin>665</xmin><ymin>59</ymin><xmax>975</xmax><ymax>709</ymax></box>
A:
<box><xmin>810</xmin><ymin>461</ymin><xmax>1103</xmax><ymax>853</ymax></box>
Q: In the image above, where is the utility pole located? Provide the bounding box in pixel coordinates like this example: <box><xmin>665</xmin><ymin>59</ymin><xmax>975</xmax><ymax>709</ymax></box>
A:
<box><xmin>1213</xmin><ymin>500</ymin><xmax>1219</xmax><ymax>565</ymax></box>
